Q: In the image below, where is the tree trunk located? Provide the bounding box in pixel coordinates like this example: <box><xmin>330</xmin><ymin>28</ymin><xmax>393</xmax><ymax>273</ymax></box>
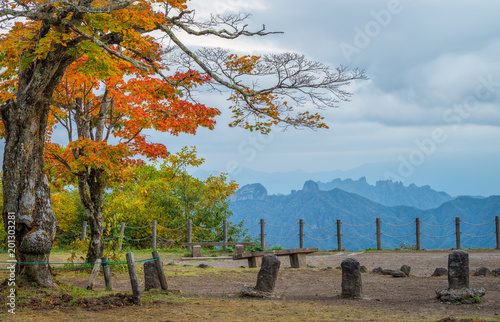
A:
<box><xmin>0</xmin><ymin>24</ymin><xmax>76</xmax><ymax>287</ymax></box>
<box><xmin>1</xmin><ymin>99</ymin><xmax>57</xmax><ymax>287</ymax></box>
<box><xmin>77</xmin><ymin>169</ymin><xmax>106</xmax><ymax>263</ymax></box>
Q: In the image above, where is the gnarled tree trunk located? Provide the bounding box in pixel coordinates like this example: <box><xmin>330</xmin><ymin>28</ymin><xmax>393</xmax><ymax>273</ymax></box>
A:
<box><xmin>1</xmin><ymin>99</ymin><xmax>58</xmax><ymax>287</ymax></box>
<box><xmin>0</xmin><ymin>24</ymin><xmax>76</xmax><ymax>286</ymax></box>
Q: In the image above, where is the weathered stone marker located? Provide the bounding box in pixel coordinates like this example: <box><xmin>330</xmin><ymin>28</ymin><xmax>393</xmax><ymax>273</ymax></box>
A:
<box><xmin>255</xmin><ymin>254</ymin><xmax>281</xmax><ymax>293</ymax></box>
<box><xmin>448</xmin><ymin>250</ymin><xmax>469</xmax><ymax>289</ymax></box>
<box><xmin>435</xmin><ymin>250</ymin><xmax>486</xmax><ymax>303</ymax></box>
<box><xmin>144</xmin><ymin>261</ymin><xmax>161</xmax><ymax>291</ymax></box>
<box><xmin>241</xmin><ymin>254</ymin><xmax>281</xmax><ymax>298</ymax></box>
<box><xmin>341</xmin><ymin>257</ymin><xmax>362</xmax><ymax>298</ymax></box>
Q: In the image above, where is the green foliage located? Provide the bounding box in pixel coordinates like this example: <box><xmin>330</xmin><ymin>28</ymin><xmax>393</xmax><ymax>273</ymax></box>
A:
<box><xmin>52</xmin><ymin>189</ymin><xmax>86</xmax><ymax>247</ymax></box>
<box><xmin>104</xmin><ymin>147</ymin><xmax>243</xmax><ymax>248</ymax></box>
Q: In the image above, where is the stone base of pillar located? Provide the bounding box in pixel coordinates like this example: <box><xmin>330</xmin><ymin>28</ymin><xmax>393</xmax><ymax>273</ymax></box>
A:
<box><xmin>435</xmin><ymin>287</ymin><xmax>486</xmax><ymax>303</ymax></box>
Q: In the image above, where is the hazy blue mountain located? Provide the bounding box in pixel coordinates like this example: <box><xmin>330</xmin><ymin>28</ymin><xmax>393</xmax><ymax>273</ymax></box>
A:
<box><xmin>317</xmin><ymin>177</ymin><xmax>453</xmax><ymax>209</ymax></box>
<box><xmin>192</xmin><ymin>157</ymin><xmax>500</xmax><ymax>197</ymax></box>
<box><xmin>192</xmin><ymin>162</ymin><xmax>398</xmax><ymax>196</ymax></box>
<box><xmin>229</xmin><ymin>182</ymin><xmax>500</xmax><ymax>251</ymax></box>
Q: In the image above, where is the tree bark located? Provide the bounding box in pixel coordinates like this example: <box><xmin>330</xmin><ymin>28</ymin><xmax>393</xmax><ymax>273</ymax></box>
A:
<box><xmin>77</xmin><ymin>168</ymin><xmax>106</xmax><ymax>263</ymax></box>
<box><xmin>0</xmin><ymin>24</ymin><xmax>76</xmax><ymax>287</ymax></box>
<box><xmin>1</xmin><ymin>99</ymin><xmax>58</xmax><ymax>287</ymax></box>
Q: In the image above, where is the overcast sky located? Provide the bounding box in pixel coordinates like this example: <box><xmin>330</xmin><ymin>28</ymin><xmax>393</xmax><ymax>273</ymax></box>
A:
<box><xmin>4</xmin><ymin>1</ymin><xmax>498</xmax><ymax>196</ymax></box>
<box><xmin>154</xmin><ymin>0</ymin><xmax>500</xmax><ymax>196</ymax></box>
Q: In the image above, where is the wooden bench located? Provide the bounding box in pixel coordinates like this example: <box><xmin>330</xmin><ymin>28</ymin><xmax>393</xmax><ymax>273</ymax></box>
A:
<box><xmin>232</xmin><ymin>247</ymin><xmax>318</xmax><ymax>268</ymax></box>
<box><xmin>181</xmin><ymin>242</ymin><xmax>255</xmax><ymax>258</ymax></box>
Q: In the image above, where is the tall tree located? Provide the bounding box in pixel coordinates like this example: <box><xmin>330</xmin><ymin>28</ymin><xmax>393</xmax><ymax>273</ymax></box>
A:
<box><xmin>46</xmin><ymin>56</ymin><xmax>218</xmax><ymax>263</ymax></box>
<box><xmin>0</xmin><ymin>0</ymin><xmax>366</xmax><ymax>287</ymax></box>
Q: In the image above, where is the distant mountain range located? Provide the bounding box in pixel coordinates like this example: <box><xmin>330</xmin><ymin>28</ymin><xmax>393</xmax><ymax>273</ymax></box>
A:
<box><xmin>228</xmin><ymin>180</ymin><xmax>500</xmax><ymax>251</ymax></box>
<box><xmin>316</xmin><ymin>177</ymin><xmax>453</xmax><ymax>210</ymax></box>
<box><xmin>193</xmin><ymin>160</ymin><xmax>500</xmax><ymax>197</ymax></box>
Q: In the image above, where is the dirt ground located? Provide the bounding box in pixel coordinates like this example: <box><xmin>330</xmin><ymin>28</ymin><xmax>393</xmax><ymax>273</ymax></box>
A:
<box><xmin>169</xmin><ymin>250</ymin><xmax>500</xmax><ymax>318</ymax></box>
<box><xmin>4</xmin><ymin>250</ymin><xmax>500</xmax><ymax>321</ymax></box>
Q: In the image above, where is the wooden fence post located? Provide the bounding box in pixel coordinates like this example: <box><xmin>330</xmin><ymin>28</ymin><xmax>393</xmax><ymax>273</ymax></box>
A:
<box><xmin>415</xmin><ymin>217</ymin><xmax>421</xmax><ymax>250</ymax></box>
<box><xmin>81</xmin><ymin>221</ymin><xmax>87</xmax><ymax>241</ymax></box>
<box><xmin>152</xmin><ymin>250</ymin><xmax>168</xmax><ymax>292</ymax></box>
<box><xmin>102</xmin><ymin>256</ymin><xmax>112</xmax><ymax>291</ymax></box>
<box><xmin>260</xmin><ymin>219</ymin><xmax>266</xmax><ymax>251</ymax></box>
<box><xmin>126</xmin><ymin>252</ymin><xmax>141</xmax><ymax>304</ymax></box>
<box><xmin>152</xmin><ymin>220</ymin><xmax>157</xmax><ymax>250</ymax></box>
<box><xmin>376</xmin><ymin>218</ymin><xmax>381</xmax><ymax>250</ymax></box>
<box><xmin>87</xmin><ymin>258</ymin><xmax>102</xmax><ymax>290</ymax></box>
<box><xmin>223</xmin><ymin>219</ymin><xmax>228</xmax><ymax>251</ymax></box>
<box><xmin>299</xmin><ymin>219</ymin><xmax>304</xmax><ymax>249</ymax></box>
<box><xmin>455</xmin><ymin>217</ymin><xmax>461</xmax><ymax>249</ymax></box>
<box><xmin>496</xmin><ymin>216</ymin><xmax>500</xmax><ymax>250</ymax></box>
<box><xmin>337</xmin><ymin>219</ymin><xmax>342</xmax><ymax>251</ymax></box>
<box><xmin>187</xmin><ymin>220</ymin><xmax>192</xmax><ymax>251</ymax></box>
<box><xmin>118</xmin><ymin>222</ymin><xmax>125</xmax><ymax>251</ymax></box>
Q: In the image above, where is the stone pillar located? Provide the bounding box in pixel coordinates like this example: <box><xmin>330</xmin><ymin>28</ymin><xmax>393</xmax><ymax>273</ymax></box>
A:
<box><xmin>255</xmin><ymin>254</ymin><xmax>281</xmax><ymax>293</ymax></box>
<box><xmin>448</xmin><ymin>250</ymin><xmax>469</xmax><ymax>289</ymax></box>
<box><xmin>341</xmin><ymin>257</ymin><xmax>362</xmax><ymax>298</ymax></box>
<box><xmin>436</xmin><ymin>249</ymin><xmax>485</xmax><ymax>303</ymax></box>
<box><xmin>144</xmin><ymin>261</ymin><xmax>161</xmax><ymax>291</ymax></box>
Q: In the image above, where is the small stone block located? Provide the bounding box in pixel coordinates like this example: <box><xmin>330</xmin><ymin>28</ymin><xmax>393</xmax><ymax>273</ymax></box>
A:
<box><xmin>192</xmin><ymin>245</ymin><xmax>202</xmax><ymax>257</ymax></box>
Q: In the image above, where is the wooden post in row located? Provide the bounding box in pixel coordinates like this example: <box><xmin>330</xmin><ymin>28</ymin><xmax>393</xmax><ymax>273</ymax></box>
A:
<box><xmin>186</xmin><ymin>220</ymin><xmax>192</xmax><ymax>251</ymax></box>
<box><xmin>81</xmin><ymin>221</ymin><xmax>87</xmax><ymax>241</ymax></box>
<box><xmin>415</xmin><ymin>217</ymin><xmax>421</xmax><ymax>250</ymax></box>
<box><xmin>376</xmin><ymin>218</ymin><xmax>381</xmax><ymax>250</ymax></box>
<box><xmin>455</xmin><ymin>217</ymin><xmax>461</xmax><ymax>249</ymax></box>
<box><xmin>299</xmin><ymin>219</ymin><xmax>304</xmax><ymax>249</ymax></box>
<box><xmin>496</xmin><ymin>216</ymin><xmax>500</xmax><ymax>250</ymax></box>
<box><xmin>118</xmin><ymin>222</ymin><xmax>126</xmax><ymax>251</ymax></box>
<box><xmin>152</xmin><ymin>250</ymin><xmax>168</xmax><ymax>291</ymax></box>
<box><xmin>86</xmin><ymin>258</ymin><xmax>102</xmax><ymax>290</ymax></box>
<box><xmin>126</xmin><ymin>252</ymin><xmax>141</xmax><ymax>305</ymax></box>
<box><xmin>102</xmin><ymin>256</ymin><xmax>113</xmax><ymax>291</ymax></box>
<box><xmin>223</xmin><ymin>219</ymin><xmax>228</xmax><ymax>251</ymax></box>
<box><xmin>152</xmin><ymin>220</ymin><xmax>157</xmax><ymax>250</ymax></box>
<box><xmin>260</xmin><ymin>219</ymin><xmax>266</xmax><ymax>251</ymax></box>
<box><xmin>337</xmin><ymin>219</ymin><xmax>342</xmax><ymax>252</ymax></box>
